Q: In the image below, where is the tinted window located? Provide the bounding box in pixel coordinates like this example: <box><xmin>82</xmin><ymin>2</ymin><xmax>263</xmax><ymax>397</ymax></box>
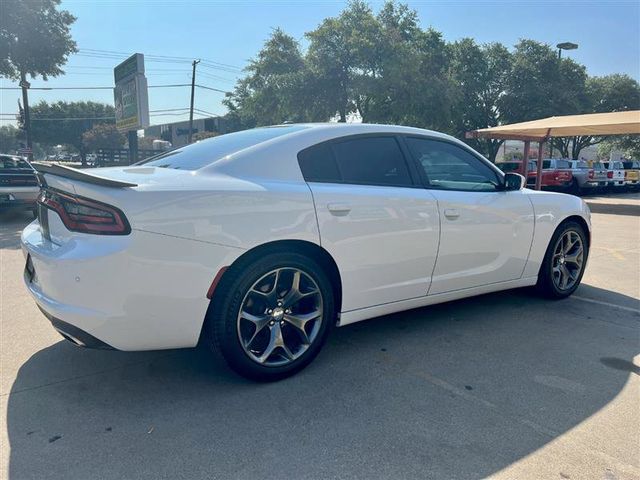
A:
<box><xmin>298</xmin><ymin>143</ymin><xmax>340</xmax><ymax>183</ymax></box>
<box><xmin>331</xmin><ymin>136</ymin><xmax>412</xmax><ymax>187</ymax></box>
<box><xmin>0</xmin><ymin>156</ymin><xmax>31</xmax><ymax>170</ymax></box>
<box><xmin>140</xmin><ymin>125</ymin><xmax>308</xmax><ymax>170</ymax></box>
<box><xmin>406</xmin><ymin>137</ymin><xmax>500</xmax><ymax>191</ymax></box>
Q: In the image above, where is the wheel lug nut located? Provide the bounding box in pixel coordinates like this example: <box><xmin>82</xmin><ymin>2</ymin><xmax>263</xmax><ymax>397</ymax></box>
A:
<box><xmin>269</xmin><ymin>320</ymin><xmax>275</xmax><ymax>326</ymax></box>
<box><xmin>280</xmin><ymin>321</ymin><xmax>285</xmax><ymax>326</ymax></box>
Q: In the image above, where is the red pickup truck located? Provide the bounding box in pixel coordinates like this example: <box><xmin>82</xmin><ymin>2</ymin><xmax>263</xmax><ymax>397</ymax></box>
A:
<box><xmin>527</xmin><ymin>159</ymin><xmax>577</xmax><ymax>192</ymax></box>
<box><xmin>497</xmin><ymin>159</ymin><xmax>575</xmax><ymax>192</ymax></box>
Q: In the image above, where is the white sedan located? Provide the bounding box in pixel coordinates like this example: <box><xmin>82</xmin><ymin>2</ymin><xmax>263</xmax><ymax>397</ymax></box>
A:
<box><xmin>22</xmin><ymin>124</ymin><xmax>591</xmax><ymax>381</ymax></box>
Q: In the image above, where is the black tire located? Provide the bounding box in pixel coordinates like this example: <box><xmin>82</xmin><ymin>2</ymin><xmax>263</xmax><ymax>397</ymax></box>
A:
<box><xmin>204</xmin><ymin>251</ymin><xmax>336</xmax><ymax>381</ymax></box>
<box><xmin>537</xmin><ymin>220</ymin><xmax>589</xmax><ymax>299</ymax></box>
<box><xmin>568</xmin><ymin>180</ymin><xmax>580</xmax><ymax>196</ymax></box>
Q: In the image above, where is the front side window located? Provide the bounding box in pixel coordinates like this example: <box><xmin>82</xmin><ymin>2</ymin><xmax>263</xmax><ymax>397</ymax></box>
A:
<box><xmin>405</xmin><ymin>137</ymin><xmax>500</xmax><ymax>192</ymax></box>
<box><xmin>298</xmin><ymin>136</ymin><xmax>413</xmax><ymax>187</ymax></box>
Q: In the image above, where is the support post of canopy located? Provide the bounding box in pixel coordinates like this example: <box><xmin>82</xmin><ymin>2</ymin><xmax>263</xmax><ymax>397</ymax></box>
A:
<box><xmin>521</xmin><ymin>141</ymin><xmax>531</xmax><ymax>177</ymax></box>
<box><xmin>535</xmin><ymin>140</ymin><xmax>545</xmax><ymax>190</ymax></box>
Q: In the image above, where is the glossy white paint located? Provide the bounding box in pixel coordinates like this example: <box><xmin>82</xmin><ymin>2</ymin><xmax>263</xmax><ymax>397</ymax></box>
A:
<box><xmin>309</xmin><ymin>182</ymin><xmax>439</xmax><ymax>312</ymax></box>
<box><xmin>21</xmin><ymin>123</ymin><xmax>591</xmax><ymax>351</ymax></box>
<box><xmin>427</xmin><ymin>189</ymin><xmax>535</xmax><ymax>294</ymax></box>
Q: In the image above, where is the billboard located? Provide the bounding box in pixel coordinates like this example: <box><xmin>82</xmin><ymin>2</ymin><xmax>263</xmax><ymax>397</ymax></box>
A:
<box><xmin>114</xmin><ymin>53</ymin><xmax>149</xmax><ymax>131</ymax></box>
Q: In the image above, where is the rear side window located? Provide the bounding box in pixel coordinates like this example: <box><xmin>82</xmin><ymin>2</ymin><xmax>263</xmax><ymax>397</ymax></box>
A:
<box><xmin>298</xmin><ymin>136</ymin><xmax>412</xmax><ymax>187</ymax></box>
<box><xmin>298</xmin><ymin>143</ymin><xmax>340</xmax><ymax>183</ymax></box>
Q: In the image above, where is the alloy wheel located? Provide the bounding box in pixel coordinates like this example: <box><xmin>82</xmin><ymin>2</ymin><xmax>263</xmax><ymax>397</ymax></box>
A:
<box><xmin>237</xmin><ymin>268</ymin><xmax>323</xmax><ymax>367</ymax></box>
<box><xmin>552</xmin><ymin>230</ymin><xmax>584</xmax><ymax>291</ymax></box>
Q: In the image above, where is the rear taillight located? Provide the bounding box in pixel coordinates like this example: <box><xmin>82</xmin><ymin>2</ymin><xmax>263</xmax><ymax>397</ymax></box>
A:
<box><xmin>588</xmin><ymin>170</ymin><xmax>594</xmax><ymax>179</ymax></box>
<box><xmin>38</xmin><ymin>188</ymin><xmax>131</xmax><ymax>235</ymax></box>
<box><xmin>607</xmin><ymin>171</ymin><xmax>613</xmax><ymax>179</ymax></box>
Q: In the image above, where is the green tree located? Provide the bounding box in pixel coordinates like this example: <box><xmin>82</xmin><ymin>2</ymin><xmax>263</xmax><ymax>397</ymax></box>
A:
<box><xmin>306</xmin><ymin>0</ymin><xmax>383</xmax><ymax>122</ymax></box>
<box><xmin>554</xmin><ymin>74</ymin><xmax>640</xmax><ymax>159</ymax></box>
<box><xmin>30</xmin><ymin>101</ymin><xmax>115</xmax><ymax>164</ymax></box>
<box><xmin>501</xmin><ymin>40</ymin><xmax>587</xmax><ymax>124</ymax></box>
<box><xmin>82</xmin><ymin>124</ymin><xmax>125</xmax><ymax>152</ymax></box>
<box><xmin>449</xmin><ymin>39</ymin><xmax>512</xmax><ymax>161</ymax></box>
<box><xmin>224</xmin><ymin>28</ymin><xmax>316</xmax><ymax>127</ymax></box>
<box><xmin>365</xmin><ymin>3</ymin><xmax>453</xmax><ymax>131</ymax></box>
<box><xmin>0</xmin><ymin>0</ymin><xmax>76</xmax><ymax>80</ymax></box>
<box><xmin>0</xmin><ymin>125</ymin><xmax>20</xmax><ymax>153</ymax></box>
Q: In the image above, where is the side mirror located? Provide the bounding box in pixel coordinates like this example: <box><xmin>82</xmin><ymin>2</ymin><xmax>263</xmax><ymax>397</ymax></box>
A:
<box><xmin>503</xmin><ymin>172</ymin><xmax>525</xmax><ymax>191</ymax></box>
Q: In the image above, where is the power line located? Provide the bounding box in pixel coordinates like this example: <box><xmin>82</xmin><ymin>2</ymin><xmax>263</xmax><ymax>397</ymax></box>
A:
<box><xmin>0</xmin><ymin>83</ymin><xmax>229</xmax><ymax>92</ymax></box>
<box><xmin>79</xmin><ymin>48</ymin><xmax>243</xmax><ymax>71</ymax></box>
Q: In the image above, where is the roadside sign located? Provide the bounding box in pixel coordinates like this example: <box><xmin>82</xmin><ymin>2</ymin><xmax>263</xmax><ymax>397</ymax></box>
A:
<box><xmin>19</xmin><ymin>80</ymin><xmax>31</xmax><ymax>89</ymax></box>
<box><xmin>113</xmin><ymin>53</ymin><xmax>149</xmax><ymax>131</ymax></box>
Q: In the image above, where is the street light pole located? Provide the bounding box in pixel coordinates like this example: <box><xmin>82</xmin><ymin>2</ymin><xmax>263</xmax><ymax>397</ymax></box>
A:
<box><xmin>553</xmin><ymin>42</ymin><xmax>578</xmax><ymax>158</ymax></box>
<box><xmin>188</xmin><ymin>59</ymin><xmax>200</xmax><ymax>144</ymax></box>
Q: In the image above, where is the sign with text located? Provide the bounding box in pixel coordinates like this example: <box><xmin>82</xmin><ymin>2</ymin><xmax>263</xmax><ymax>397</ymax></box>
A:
<box><xmin>114</xmin><ymin>53</ymin><xmax>149</xmax><ymax>131</ymax></box>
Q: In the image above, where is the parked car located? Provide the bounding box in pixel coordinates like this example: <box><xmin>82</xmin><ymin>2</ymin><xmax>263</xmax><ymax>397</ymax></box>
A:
<box><xmin>567</xmin><ymin>160</ymin><xmax>597</xmax><ymax>193</ymax></box>
<box><xmin>0</xmin><ymin>154</ymin><xmax>39</xmax><ymax>217</ymax></box>
<box><xmin>622</xmin><ymin>160</ymin><xmax>640</xmax><ymax>189</ymax></box>
<box><xmin>23</xmin><ymin>124</ymin><xmax>591</xmax><ymax>381</ymax></box>
<box><xmin>603</xmin><ymin>161</ymin><xmax>625</xmax><ymax>188</ymax></box>
<box><xmin>526</xmin><ymin>159</ymin><xmax>575</xmax><ymax>193</ymax></box>
<box><xmin>588</xmin><ymin>161</ymin><xmax>610</xmax><ymax>190</ymax></box>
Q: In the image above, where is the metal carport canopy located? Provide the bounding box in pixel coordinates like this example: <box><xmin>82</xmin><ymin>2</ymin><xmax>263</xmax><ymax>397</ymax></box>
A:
<box><xmin>466</xmin><ymin>110</ymin><xmax>640</xmax><ymax>141</ymax></box>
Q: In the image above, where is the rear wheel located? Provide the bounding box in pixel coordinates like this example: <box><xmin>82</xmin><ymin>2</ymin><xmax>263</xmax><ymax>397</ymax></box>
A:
<box><xmin>205</xmin><ymin>252</ymin><xmax>335</xmax><ymax>381</ymax></box>
<box><xmin>537</xmin><ymin>221</ymin><xmax>588</xmax><ymax>299</ymax></box>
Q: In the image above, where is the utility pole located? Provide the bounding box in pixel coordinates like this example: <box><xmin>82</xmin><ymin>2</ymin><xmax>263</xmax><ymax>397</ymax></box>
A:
<box><xmin>19</xmin><ymin>71</ymin><xmax>33</xmax><ymax>161</ymax></box>
<box><xmin>188</xmin><ymin>59</ymin><xmax>200</xmax><ymax>144</ymax></box>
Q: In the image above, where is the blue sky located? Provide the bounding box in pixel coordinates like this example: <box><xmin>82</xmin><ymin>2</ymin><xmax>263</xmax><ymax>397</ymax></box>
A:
<box><xmin>1</xmin><ymin>0</ymin><xmax>639</xmax><ymax>127</ymax></box>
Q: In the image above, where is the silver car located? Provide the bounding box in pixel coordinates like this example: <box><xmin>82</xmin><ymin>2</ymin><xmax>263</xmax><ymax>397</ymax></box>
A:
<box><xmin>0</xmin><ymin>155</ymin><xmax>39</xmax><ymax>217</ymax></box>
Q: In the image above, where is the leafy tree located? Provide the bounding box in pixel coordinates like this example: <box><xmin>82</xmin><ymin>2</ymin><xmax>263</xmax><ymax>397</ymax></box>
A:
<box><xmin>450</xmin><ymin>39</ymin><xmax>512</xmax><ymax>161</ymax></box>
<box><xmin>0</xmin><ymin>0</ymin><xmax>76</xmax><ymax>80</ymax></box>
<box><xmin>82</xmin><ymin>124</ymin><xmax>125</xmax><ymax>152</ymax></box>
<box><xmin>554</xmin><ymin>74</ymin><xmax>640</xmax><ymax>158</ymax></box>
<box><xmin>597</xmin><ymin>136</ymin><xmax>640</xmax><ymax>160</ymax></box>
<box><xmin>306</xmin><ymin>0</ymin><xmax>383</xmax><ymax>122</ymax></box>
<box><xmin>0</xmin><ymin>125</ymin><xmax>20</xmax><ymax>153</ymax></box>
<box><xmin>501</xmin><ymin>40</ymin><xmax>587</xmax><ymax>124</ymax></box>
<box><xmin>224</xmin><ymin>28</ymin><xmax>317</xmax><ymax>127</ymax></box>
<box><xmin>29</xmin><ymin>101</ymin><xmax>115</xmax><ymax>164</ymax></box>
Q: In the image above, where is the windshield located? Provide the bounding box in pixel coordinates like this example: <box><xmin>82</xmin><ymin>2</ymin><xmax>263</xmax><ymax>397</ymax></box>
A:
<box><xmin>0</xmin><ymin>156</ymin><xmax>31</xmax><ymax>170</ymax></box>
<box><xmin>139</xmin><ymin>125</ymin><xmax>308</xmax><ymax>170</ymax></box>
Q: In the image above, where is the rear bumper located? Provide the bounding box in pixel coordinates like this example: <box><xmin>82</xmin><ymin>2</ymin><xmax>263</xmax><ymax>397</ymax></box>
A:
<box><xmin>37</xmin><ymin>304</ymin><xmax>115</xmax><ymax>350</ymax></box>
<box><xmin>21</xmin><ymin>220</ymin><xmax>240</xmax><ymax>351</ymax></box>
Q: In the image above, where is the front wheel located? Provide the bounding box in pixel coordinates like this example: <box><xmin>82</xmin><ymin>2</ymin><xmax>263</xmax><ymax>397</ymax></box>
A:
<box><xmin>537</xmin><ymin>221</ymin><xmax>589</xmax><ymax>299</ymax></box>
<box><xmin>205</xmin><ymin>252</ymin><xmax>335</xmax><ymax>381</ymax></box>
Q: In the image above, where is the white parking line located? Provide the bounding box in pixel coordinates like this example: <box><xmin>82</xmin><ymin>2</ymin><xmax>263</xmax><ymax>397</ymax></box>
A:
<box><xmin>572</xmin><ymin>295</ymin><xmax>640</xmax><ymax>314</ymax></box>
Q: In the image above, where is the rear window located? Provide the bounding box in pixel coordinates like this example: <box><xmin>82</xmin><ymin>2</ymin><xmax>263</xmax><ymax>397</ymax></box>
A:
<box><xmin>0</xmin><ymin>156</ymin><xmax>31</xmax><ymax>170</ymax></box>
<box><xmin>140</xmin><ymin>125</ymin><xmax>308</xmax><ymax>170</ymax></box>
<box><xmin>574</xmin><ymin>161</ymin><xmax>589</xmax><ymax>169</ymax></box>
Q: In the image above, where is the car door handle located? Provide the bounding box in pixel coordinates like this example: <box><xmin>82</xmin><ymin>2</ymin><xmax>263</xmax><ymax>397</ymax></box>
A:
<box><xmin>327</xmin><ymin>203</ymin><xmax>352</xmax><ymax>216</ymax></box>
<box><xmin>444</xmin><ymin>208</ymin><xmax>460</xmax><ymax>219</ymax></box>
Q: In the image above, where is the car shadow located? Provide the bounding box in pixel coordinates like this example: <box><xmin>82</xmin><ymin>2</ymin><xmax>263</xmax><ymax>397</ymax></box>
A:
<box><xmin>6</xmin><ymin>286</ymin><xmax>639</xmax><ymax>479</ymax></box>
<box><xmin>585</xmin><ymin>201</ymin><xmax>640</xmax><ymax>217</ymax></box>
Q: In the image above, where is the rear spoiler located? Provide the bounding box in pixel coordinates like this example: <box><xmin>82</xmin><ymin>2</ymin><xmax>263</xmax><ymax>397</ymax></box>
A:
<box><xmin>31</xmin><ymin>162</ymin><xmax>138</xmax><ymax>188</ymax></box>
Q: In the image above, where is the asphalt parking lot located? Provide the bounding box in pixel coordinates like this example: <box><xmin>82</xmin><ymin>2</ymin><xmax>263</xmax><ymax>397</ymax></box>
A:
<box><xmin>1</xmin><ymin>193</ymin><xmax>638</xmax><ymax>480</ymax></box>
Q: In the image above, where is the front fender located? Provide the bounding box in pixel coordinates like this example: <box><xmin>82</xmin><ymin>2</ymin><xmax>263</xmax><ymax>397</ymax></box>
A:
<box><xmin>523</xmin><ymin>189</ymin><xmax>591</xmax><ymax>278</ymax></box>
